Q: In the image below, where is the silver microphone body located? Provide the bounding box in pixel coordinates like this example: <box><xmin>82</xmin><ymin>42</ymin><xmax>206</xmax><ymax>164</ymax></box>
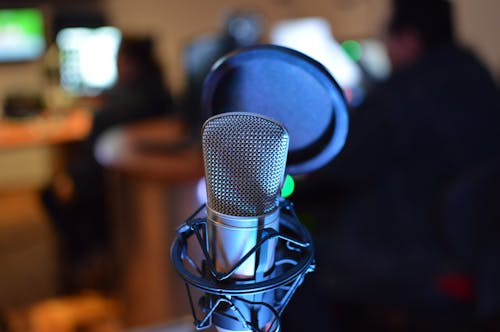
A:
<box><xmin>202</xmin><ymin>112</ymin><xmax>289</xmax><ymax>331</ymax></box>
<box><xmin>207</xmin><ymin>206</ymin><xmax>280</xmax><ymax>278</ymax></box>
<box><xmin>202</xmin><ymin>111</ymin><xmax>289</xmax><ymax>278</ymax></box>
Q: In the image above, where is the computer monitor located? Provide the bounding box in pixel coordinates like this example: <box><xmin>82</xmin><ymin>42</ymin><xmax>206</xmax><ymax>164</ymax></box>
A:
<box><xmin>56</xmin><ymin>26</ymin><xmax>121</xmax><ymax>96</ymax></box>
<box><xmin>270</xmin><ymin>17</ymin><xmax>364</xmax><ymax>106</ymax></box>
<box><xmin>0</xmin><ymin>7</ymin><xmax>46</xmax><ymax>63</ymax></box>
<box><xmin>270</xmin><ymin>17</ymin><xmax>392</xmax><ymax>107</ymax></box>
<box><xmin>356</xmin><ymin>38</ymin><xmax>391</xmax><ymax>83</ymax></box>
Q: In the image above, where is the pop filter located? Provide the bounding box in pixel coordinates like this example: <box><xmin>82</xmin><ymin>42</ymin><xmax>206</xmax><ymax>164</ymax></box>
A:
<box><xmin>201</xmin><ymin>44</ymin><xmax>349</xmax><ymax>175</ymax></box>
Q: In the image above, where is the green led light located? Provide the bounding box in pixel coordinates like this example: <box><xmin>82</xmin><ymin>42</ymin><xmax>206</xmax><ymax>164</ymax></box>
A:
<box><xmin>281</xmin><ymin>174</ymin><xmax>295</xmax><ymax>198</ymax></box>
<box><xmin>341</xmin><ymin>40</ymin><xmax>362</xmax><ymax>62</ymax></box>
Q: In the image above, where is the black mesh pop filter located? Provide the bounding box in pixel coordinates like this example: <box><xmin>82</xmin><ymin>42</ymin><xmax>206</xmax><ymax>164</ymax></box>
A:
<box><xmin>201</xmin><ymin>44</ymin><xmax>349</xmax><ymax>175</ymax></box>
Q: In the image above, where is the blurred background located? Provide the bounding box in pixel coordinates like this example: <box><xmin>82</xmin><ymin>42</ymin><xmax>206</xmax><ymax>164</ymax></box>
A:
<box><xmin>0</xmin><ymin>0</ymin><xmax>498</xmax><ymax>331</ymax></box>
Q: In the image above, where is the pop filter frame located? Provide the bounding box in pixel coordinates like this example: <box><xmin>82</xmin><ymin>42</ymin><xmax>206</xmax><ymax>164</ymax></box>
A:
<box><xmin>171</xmin><ymin>199</ymin><xmax>315</xmax><ymax>331</ymax></box>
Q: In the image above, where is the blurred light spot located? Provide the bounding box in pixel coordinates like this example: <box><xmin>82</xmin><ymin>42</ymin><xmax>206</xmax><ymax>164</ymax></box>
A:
<box><xmin>197</xmin><ymin>177</ymin><xmax>207</xmax><ymax>205</ymax></box>
<box><xmin>281</xmin><ymin>174</ymin><xmax>295</xmax><ymax>198</ymax></box>
<box><xmin>341</xmin><ymin>40</ymin><xmax>362</xmax><ymax>62</ymax></box>
<box><xmin>56</xmin><ymin>26</ymin><xmax>121</xmax><ymax>96</ymax></box>
<box><xmin>358</xmin><ymin>39</ymin><xmax>392</xmax><ymax>81</ymax></box>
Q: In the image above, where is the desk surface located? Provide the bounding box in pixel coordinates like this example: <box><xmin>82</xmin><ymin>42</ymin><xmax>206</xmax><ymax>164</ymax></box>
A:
<box><xmin>0</xmin><ymin>108</ymin><xmax>92</xmax><ymax>149</ymax></box>
<box><xmin>95</xmin><ymin>116</ymin><xmax>204</xmax><ymax>182</ymax></box>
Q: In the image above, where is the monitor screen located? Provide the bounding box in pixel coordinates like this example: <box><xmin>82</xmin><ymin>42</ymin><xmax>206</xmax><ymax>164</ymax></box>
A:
<box><xmin>356</xmin><ymin>38</ymin><xmax>391</xmax><ymax>82</ymax></box>
<box><xmin>270</xmin><ymin>17</ymin><xmax>364</xmax><ymax>106</ymax></box>
<box><xmin>0</xmin><ymin>8</ymin><xmax>46</xmax><ymax>63</ymax></box>
<box><xmin>270</xmin><ymin>17</ymin><xmax>393</xmax><ymax>108</ymax></box>
<box><xmin>56</xmin><ymin>26</ymin><xmax>121</xmax><ymax>96</ymax></box>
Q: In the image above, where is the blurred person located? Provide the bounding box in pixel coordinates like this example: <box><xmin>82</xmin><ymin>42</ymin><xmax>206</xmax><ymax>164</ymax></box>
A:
<box><xmin>42</xmin><ymin>35</ymin><xmax>176</xmax><ymax>293</ymax></box>
<box><xmin>285</xmin><ymin>0</ymin><xmax>500</xmax><ymax>331</ymax></box>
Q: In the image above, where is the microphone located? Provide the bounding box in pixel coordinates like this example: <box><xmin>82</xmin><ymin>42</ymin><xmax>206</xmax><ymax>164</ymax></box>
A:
<box><xmin>171</xmin><ymin>112</ymin><xmax>315</xmax><ymax>332</ymax></box>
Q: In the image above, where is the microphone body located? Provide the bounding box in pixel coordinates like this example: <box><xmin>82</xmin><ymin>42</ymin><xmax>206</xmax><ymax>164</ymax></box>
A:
<box><xmin>207</xmin><ymin>206</ymin><xmax>280</xmax><ymax>279</ymax></box>
<box><xmin>202</xmin><ymin>112</ymin><xmax>288</xmax><ymax>332</ymax></box>
<box><xmin>202</xmin><ymin>112</ymin><xmax>289</xmax><ymax>280</ymax></box>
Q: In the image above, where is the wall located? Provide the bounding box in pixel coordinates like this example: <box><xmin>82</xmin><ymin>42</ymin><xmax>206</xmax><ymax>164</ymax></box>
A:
<box><xmin>454</xmin><ymin>0</ymin><xmax>500</xmax><ymax>79</ymax></box>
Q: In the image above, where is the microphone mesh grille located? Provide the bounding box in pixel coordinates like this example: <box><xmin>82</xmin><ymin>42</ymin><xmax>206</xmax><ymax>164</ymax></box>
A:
<box><xmin>202</xmin><ymin>113</ymin><xmax>289</xmax><ymax>216</ymax></box>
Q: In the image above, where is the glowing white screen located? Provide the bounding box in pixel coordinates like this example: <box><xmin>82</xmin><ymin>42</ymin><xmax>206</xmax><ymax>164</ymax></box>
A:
<box><xmin>359</xmin><ymin>39</ymin><xmax>391</xmax><ymax>81</ymax></box>
<box><xmin>270</xmin><ymin>17</ymin><xmax>363</xmax><ymax>96</ymax></box>
<box><xmin>56</xmin><ymin>26</ymin><xmax>121</xmax><ymax>96</ymax></box>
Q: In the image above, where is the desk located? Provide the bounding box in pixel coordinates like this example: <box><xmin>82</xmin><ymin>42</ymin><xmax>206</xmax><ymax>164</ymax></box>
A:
<box><xmin>0</xmin><ymin>109</ymin><xmax>93</xmax><ymax>307</ymax></box>
<box><xmin>0</xmin><ymin>108</ymin><xmax>92</xmax><ymax>189</ymax></box>
<box><xmin>0</xmin><ymin>108</ymin><xmax>92</xmax><ymax>149</ymax></box>
<box><xmin>95</xmin><ymin>117</ymin><xmax>204</xmax><ymax>328</ymax></box>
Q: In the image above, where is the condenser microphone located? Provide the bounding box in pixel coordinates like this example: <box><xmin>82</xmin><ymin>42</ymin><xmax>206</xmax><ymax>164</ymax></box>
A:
<box><xmin>171</xmin><ymin>112</ymin><xmax>315</xmax><ymax>332</ymax></box>
<box><xmin>172</xmin><ymin>44</ymin><xmax>347</xmax><ymax>332</ymax></box>
<box><xmin>202</xmin><ymin>112</ymin><xmax>288</xmax><ymax>332</ymax></box>
<box><xmin>202</xmin><ymin>112</ymin><xmax>289</xmax><ymax>280</ymax></box>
